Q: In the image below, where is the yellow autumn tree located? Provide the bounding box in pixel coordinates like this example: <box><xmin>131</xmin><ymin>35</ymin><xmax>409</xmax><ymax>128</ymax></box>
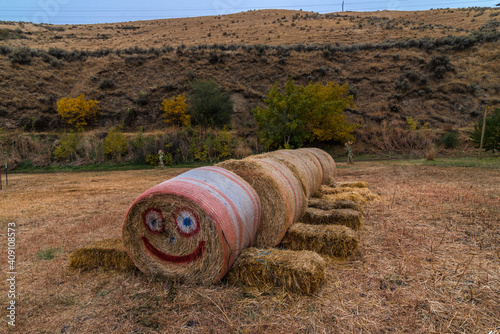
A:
<box><xmin>162</xmin><ymin>94</ymin><xmax>190</xmax><ymax>127</ymax></box>
<box><xmin>57</xmin><ymin>94</ymin><xmax>99</xmax><ymax>131</ymax></box>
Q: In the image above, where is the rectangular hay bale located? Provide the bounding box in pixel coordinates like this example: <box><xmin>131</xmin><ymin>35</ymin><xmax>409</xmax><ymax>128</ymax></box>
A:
<box><xmin>308</xmin><ymin>197</ymin><xmax>363</xmax><ymax>212</ymax></box>
<box><xmin>301</xmin><ymin>207</ymin><xmax>364</xmax><ymax>230</ymax></box>
<box><xmin>282</xmin><ymin>223</ymin><xmax>358</xmax><ymax>258</ymax></box>
<box><xmin>69</xmin><ymin>238</ymin><xmax>136</xmax><ymax>272</ymax></box>
<box><xmin>227</xmin><ymin>247</ymin><xmax>325</xmax><ymax>295</ymax></box>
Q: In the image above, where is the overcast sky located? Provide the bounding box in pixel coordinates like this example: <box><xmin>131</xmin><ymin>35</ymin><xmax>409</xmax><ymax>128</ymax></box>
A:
<box><xmin>0</xmin><ymin>0</ymin><xmax>497</xmax><ymax>24</ymax></box>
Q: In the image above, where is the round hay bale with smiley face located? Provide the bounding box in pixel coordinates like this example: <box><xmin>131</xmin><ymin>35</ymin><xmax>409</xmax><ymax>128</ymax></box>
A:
<box><xmin>217</xmin><ymin>157</ymin><xmax>306</xmax><ymax>247</ymax></box>
<box><xmin>122</xmin><ymin>166</ymin><xmax>261</xmax><ymax>285</ymax></box>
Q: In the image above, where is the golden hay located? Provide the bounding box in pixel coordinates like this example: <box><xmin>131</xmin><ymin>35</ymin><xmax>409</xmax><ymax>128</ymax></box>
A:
<box><xmin>69</xmin><ymin>238</ymin><xmax>136</xmax><ymax>272</ymax></box>
<box><xmin>317</xmin><ymin>185</ymin><xmax>381</xmax><ymax>204</ymax></box>
<box><xmin>297</xmin><ymin>148</ymin><xmax>336</xmax><ymax>185</ymax></box>
<box><xmin>255</xmin><ymin>149</ymin><xmax>321</xmax><ymax>197</ymax></box>
<box><xmin>227</xmin><ymin>247</ymin><xmax>326</xmax><ymax>295</ymax></box>
<box><xmin>308</xmin><ymin>197</ymin><xmax>363</xmax><ymax>212</ymax></box>
<box><xmin>281</xmin><ymin>223</ymin><xmax>358</xmax><ymax>258</ymax></box>
<box><xmin>335</xmin><ymin>181</ymin><xmax>369</xmax><ymax>188</ymax></box>
<box><xmin>216</xmin><ymin>158</ymin><xmax>304</xmax><ymax>247</ymax></box>
<box><xmin>301</xmin><ymin>207</ymin><xmax>364</xmax><ymax>230</ymax></box>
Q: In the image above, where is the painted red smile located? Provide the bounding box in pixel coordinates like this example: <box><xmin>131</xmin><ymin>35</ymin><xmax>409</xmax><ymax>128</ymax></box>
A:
<box><xmin>141</xmin><ymin>237</ymin><xmax>206</xmax><ymax>264</ymax></box>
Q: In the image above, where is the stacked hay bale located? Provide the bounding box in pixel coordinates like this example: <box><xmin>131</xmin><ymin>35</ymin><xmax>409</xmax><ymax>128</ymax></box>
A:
<box><xmin>69</xmin><ymin>239</ymin><xmax>136</xmax><ymax>271</ymax></box>
<box><xmin>216</xmin><ymin>157</ymin><xmax>306</xmax><ymax>247</ymax></box>
<box><xmin>282</xmin><ymin>223</ymin><xmax>358</xmax><ymax>258</ymax></box>
<box><xmin>226</xmin><ymin>247</ymin><xmax>326</xmax><ymax>295</ymax></box>
<box><xmin>301</xmin><ymin>207</ymin><xmax>364</xmax><ymax>230</ymax></box>
<box><xmin>316</xmin><ymin>184</ymin><xmax>380</xmax><ymax>204</ymax></box>
<box><xmin>122</xmin><ymin>166</ymin><xmax>261</xmax><ymax>285</ymax></box>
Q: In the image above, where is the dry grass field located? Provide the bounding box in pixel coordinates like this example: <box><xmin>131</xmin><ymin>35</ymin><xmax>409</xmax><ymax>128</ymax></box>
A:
<box><xmin>1</xmin><ymin>161</ymin><xmax>498</xmax><ymax>333</ymax></box>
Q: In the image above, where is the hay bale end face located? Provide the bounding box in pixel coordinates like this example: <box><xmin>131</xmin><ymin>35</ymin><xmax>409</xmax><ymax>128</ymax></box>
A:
<box><xmin>216</xmin><ymin>158</ymin><xmax>306</xmax><ymax>248</ymax></box>
<box><xmin>282</xmin><ymin>223</ymin><xmax>358</xmax><ymax>258</ymax></box>
<box><xmin>227</xmin><ymin>247</ymin><xmax>326</xmax><ymax>295</ymax></box>
<box><xmin>69</xmin><ymin>238</ymin><xmax>136</xmax><ymax>272</ymax></box>
<box><xmin>308</xmin><ymin>197</ymin><xmax>363</xmax><ymax>212</ymax></box>
<box><xmin>301</xmin><ymin>207</ymin><xmax>364</xmax><ymax>230</ymax></box>
<box><xmin>298</xmin><ymin>148</ymin><xmax>336</xmax><ymax>185</ymax></box>
<box><xmin>122</xmin><ymin>166</ymin><xmax>261</xmax><ymax>285</ymax></box>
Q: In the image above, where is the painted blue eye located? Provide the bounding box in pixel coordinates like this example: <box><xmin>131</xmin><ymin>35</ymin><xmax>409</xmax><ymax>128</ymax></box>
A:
<box><xmin>175</xmin><ymin>210</ymin><xmax>199</xmax><ymax>237</ymax></box>
<box><xmin>143</xmin><ymin>208</ymin><xmax>165</xmax><ymax>234</ymax></box>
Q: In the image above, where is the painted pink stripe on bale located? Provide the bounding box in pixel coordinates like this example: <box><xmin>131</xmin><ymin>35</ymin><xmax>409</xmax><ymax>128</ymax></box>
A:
<box><xmin>200</xmin><ymin>166</ymin><xmax>262</xmax><ymax>238</ymax></box>
<box><xmin>273</xmin><ymin>150</ymin><xmax>317</xmax><ymax>195</ymax></box>
<box><xmin>179</xmin><ymin>166</ymin><xmax>260</xmax><ymax>249</ymax></box>
<box><xmin>258</xmin><ymin>158</ymin><xmax>306</xmax><ymax>222</ymax></box>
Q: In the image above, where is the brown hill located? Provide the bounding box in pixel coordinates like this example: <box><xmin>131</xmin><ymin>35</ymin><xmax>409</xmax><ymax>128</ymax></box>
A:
<box><xmin>0</xmin><ymin>8</ymin><xmax>499</xmax><ymax>147</ymax></box>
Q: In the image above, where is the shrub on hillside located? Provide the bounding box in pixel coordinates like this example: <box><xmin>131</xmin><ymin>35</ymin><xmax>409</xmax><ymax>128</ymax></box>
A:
<box><xmin>188</xmin><ymin>80</ymin><xmax>233</xmax><ymax>128</ymax></box>
<box><xmin>104</xmin><ymin>125</ymin><xmax>128</xmax><ymax>161</ymax></box>
<box><xmin>441</xmin><ymin>131</ymin><xmax>459</xmax><ymax>148</ymax></box>
<box><xmin>162</xmin><ymin>94</ymin><xmax>190</xmax><ymax>127</ymax></box>
<box><xmin>8</xmin><ymin>47</ymin><xmax>32</xmax><ymax>65</ymax></box>
<box><xmin>57</xmin><ymin>94</ymin><xmax>99</xmax><ymax>131</ymax></box>
<box><xmin>428</xmin><ymin>55</ymin><xmax>454</xmax><ymax>79</ymax></box>
<box><xmin>53</xmin><ymin>132</ymin><xmax>80</xmax><ymax>162</ymax></box>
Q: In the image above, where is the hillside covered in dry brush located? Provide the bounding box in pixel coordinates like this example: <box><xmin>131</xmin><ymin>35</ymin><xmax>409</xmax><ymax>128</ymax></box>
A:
<box><xmin>0</xmin><ymin>7</ymin><xmax>499</xmax><ymax>162</ymax></box>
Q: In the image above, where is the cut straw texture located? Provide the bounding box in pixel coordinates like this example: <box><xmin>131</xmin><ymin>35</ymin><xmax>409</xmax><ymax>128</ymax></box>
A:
<box><xmin>301</xmin><ymin>207</ymin><xmax>364</xmax><ymax>230</ymax></box>
<box><xmin>69</xmin><ymin>238</ymin><xmax>136</xmax><ymax>272</ymax></box>
<box><xmin>227</xmin><ymin>247</ymin><xmax>325</xmax><ymax>295</ymax></box>
<box><xmin>317</xmin><ymin>185</ymin><xmax>381</xmax><ymax>204</ymax></box>
<box><xmin>254</xmin><ymin>149</ymin><xmax>322</xmax><ymax>197</ymax></box>
<box><xmin>122</xmin><ymin>166</ymin><xmax>261</xmax><ymax>285</ymax></box>
<box><xmin>282</xmin><ymin>223</ymin><xmax>358</xmax><ymax>258</ymax></box>
<box><xmin>297</xmin><ymin>148</ymin><xmax>336</xmax><ymax>185</ymax></box>
<box><xmin>308</xmin><ymin>197</ymin><xmax>363</xmax><ymax>213</ymax></box>
<box><xmin>335</xmin><ymin>181</ymin><xmax>369</xmax><ymax>188</ymax></box>
<box><xmin>217</xmin><ymin>158</ymin><xmax>306</xmax><ymax>248</ymax></box>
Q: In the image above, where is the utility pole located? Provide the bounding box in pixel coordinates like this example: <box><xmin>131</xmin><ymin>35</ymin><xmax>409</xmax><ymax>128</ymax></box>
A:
<box><xmin>479</xmin><ymin>106</ymin><xmax>491</xmax><ymax>159</ymax></box>
<box><xmin>342</xmin><ymin>0</ymin><xmax>345</xmax><ymax>12</ymax></box>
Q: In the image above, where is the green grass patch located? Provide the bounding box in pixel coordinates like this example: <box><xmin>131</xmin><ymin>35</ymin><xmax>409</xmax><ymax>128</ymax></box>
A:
<box><xmin>11</xmin><ymin>160</ymin><xmax>210</xmax><ymax>173</ymax></box>
<box><xmin>389</xmin><ymin>156</ymin><xmax>500</xmax><ymax>169</ymax></box>
<box><xmin>36</xmin><ymin>247</ymin><xmax>61</xmax><ymax>260</ymax></box>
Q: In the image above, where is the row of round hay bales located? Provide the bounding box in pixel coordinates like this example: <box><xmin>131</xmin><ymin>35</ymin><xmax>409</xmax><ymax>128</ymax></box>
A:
<box><xmin>121</xmin><ymin>148</ymin><xmax>337</xmax><ymax>284</ymax></box>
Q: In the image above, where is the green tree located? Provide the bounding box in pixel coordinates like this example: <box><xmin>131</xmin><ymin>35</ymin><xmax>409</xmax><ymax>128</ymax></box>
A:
<box><xmin>253</xmin><ymin>79</ymin><xmax>357</xmax><ymax>149</ymax></box>
<box><xmin>188</xmin><ymin>80</ymin><xmax>233</xmax><ymax>128</ymax></box>
<box><xmin>104</xmin><ymin>125</ymin><xmax>128</xmax><ymax>161</ymax></box>
<box><xmin>470</xmin><ymin>106</ymin><xmax>500</xmax><ymax>152</ymax></box>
